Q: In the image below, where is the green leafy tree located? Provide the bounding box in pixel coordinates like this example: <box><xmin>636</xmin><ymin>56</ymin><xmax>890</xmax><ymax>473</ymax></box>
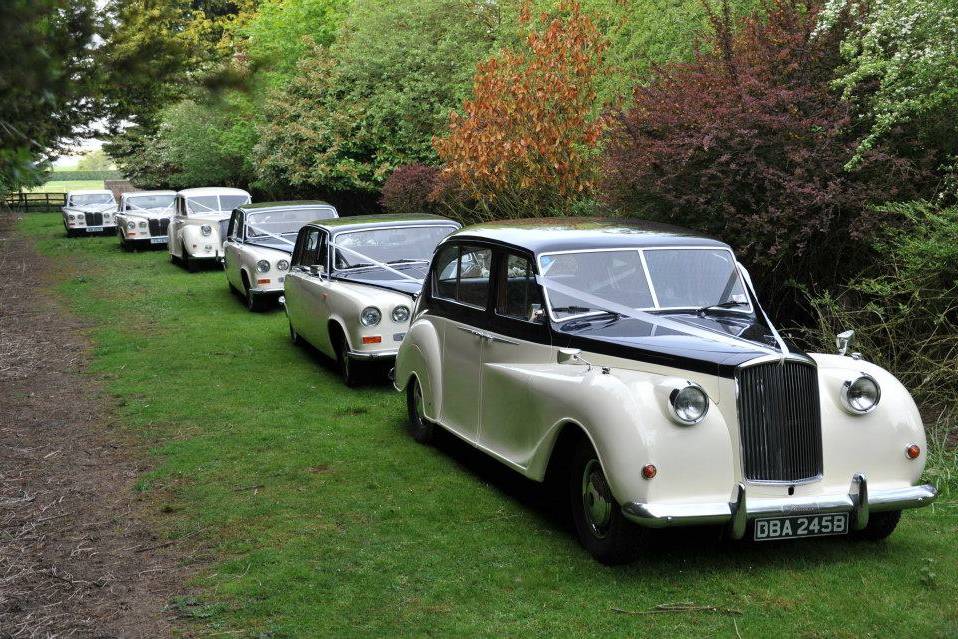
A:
<box><xmin>76</xmin><ymin>150</ymin><xmax>116</xmax><ymax>171</ymax></box>
<box><xmin>255</xmin><ymin>0</ymin><xmax>513</xmax><ymax>195</ymax></box>
<box><xmin>0</xmin><ymin>0</ymin><xmax>98</xmax><ymax>192</ymax></box>
<box><xmin>819</xmin><ymin>0</ymin><xmax>958</xmax><ymax>167</ymax></box>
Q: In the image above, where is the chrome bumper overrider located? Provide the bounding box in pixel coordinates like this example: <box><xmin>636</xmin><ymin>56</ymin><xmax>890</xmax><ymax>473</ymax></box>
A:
<box><xmin>622</xmin><ymin>475</ymin><xmax>938</xmax><ymax>539</ymax></box>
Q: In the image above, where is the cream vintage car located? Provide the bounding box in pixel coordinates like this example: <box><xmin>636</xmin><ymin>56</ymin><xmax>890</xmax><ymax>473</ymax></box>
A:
<box><xmin>114</xmin><ymin>190</ymin><xmax>177</xmax><ymax>250</ymax></box>
<box><xmin>223</xmin><ymin>201</ymin><xmax>338</xmax><ymax>311</ymax></box>
<box><xmin>62</xmin><ymin>189</ymin><xmax>117</xmax><ymax>236</ymax></box>
<box><xmin>393</xmin><ymin>219</ymin><xmax>937</xmax><ymax>564</ymax></box>
<box><xmin>168</xmin><ymin>187</ymin><xmax>251</xmax><ymax>271</ymax></box>
<box><xmin>284</xmin><ymin>214</ymin><xmax>461</xmax><ymax>385</ymax></box>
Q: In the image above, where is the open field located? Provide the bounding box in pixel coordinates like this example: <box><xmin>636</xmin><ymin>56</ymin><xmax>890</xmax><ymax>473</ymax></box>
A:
<box><xmin>15</xmin><ymin>212</ymin><xmax>958</xmax><ymax>638</ymax></box>
<box><xmin>26</xmin><ymin>179</ymin><xmax>105</xmax><ymax>193</ymax></box>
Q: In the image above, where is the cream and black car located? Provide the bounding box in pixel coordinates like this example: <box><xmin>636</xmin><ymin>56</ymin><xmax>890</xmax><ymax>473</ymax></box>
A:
<box><xmin>114</xmin><ymin>190</ymin><xmax>176</xmax><ymax>250</ymax></box>
<box><xmin>284</xmin><ymin>214</ymin><xmax>460</xmax><ymax>385</ymax></box>
<box><xmin>62</xmin><ymin>189</ymin><xmax>117</xmax><ymax>236</ymax></box>
<box><xmin>223</xmin><ymin>201</ymin><xmax>338</xmax><ymax>311</ymax></box>
<box><xmin>394</xmin><ymin>219</ymin><xmax>937</xmax><ymax>564</ymax></box>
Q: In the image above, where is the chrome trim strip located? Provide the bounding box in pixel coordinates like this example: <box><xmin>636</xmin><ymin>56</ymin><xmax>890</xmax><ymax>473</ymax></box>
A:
<box><xmin>621</xmin><ymin>482</ymin><xmax>938</xmax><ymax>529</ymax></box>
<box><xmin>346</xmin><ymin>349</ymin><xmax>399</xmax><ymax>360</ymax></box>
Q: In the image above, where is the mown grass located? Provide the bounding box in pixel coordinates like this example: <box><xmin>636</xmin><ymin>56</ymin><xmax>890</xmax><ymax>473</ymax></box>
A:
<box><xmin>26</xmin><ymin>179</ymin><xmax>105</xmax><ymax>193</ymax></box>
<box><xmin>18</xmin><ymin>213</ymin><xmax>958</xmax><ymax>638</ymax></box>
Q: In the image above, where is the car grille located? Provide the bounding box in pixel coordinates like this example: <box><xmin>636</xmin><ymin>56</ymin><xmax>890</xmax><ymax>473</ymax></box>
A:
<box><xmin>148</xmin><ymin>217</ymin><xmax>169</xmax><ymax>236</ymax></box>
<box><xmin>736</xmin><ymin>359</ymin><xmax>823</xmax><ymax>482</ymax></box>
<box><xmin>85</xmin><ymin>212</ymin><xmax>103</xmax><ymax>226</ymax></box>
<box><xmin>218</xmin><ymin>219</ymin><xmax>229</xmax><ymax>240</ymax></box>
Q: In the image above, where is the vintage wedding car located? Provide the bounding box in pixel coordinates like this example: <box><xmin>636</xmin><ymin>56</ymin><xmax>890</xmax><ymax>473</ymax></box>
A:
<box><xmin>114</xmin><ymin>190</ymin><xmax>176</xmax><ymax>250</ymax></box>
<box><xmin>168</xmin><ymin>187</ymin><xmax>252</xmax><ymax>271</ymax></box>
<box><xmin>393</xmin><ymin>219</ymin><xmax>937</xmax><ymax>564</ymax></box>
<box><xmin>62</xmin><ymin>189</ymin><xmax>117</xmax><ymax>236</ymax></box>
<box><xmin>283</xmin><ymin>214</ymin><xmax>460</xmax><ymax>385</ymax></box>
<box><xmin>223</xmin><ymin>201</ymin><xmax>338</xmax><ymax>311</ymax></box>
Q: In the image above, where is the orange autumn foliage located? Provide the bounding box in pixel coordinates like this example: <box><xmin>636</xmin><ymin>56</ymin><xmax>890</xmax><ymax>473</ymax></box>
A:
<box><xmin>433</xmin><ymin>1</ymin><xmax>606</xmax><ymax>211</ymax></box>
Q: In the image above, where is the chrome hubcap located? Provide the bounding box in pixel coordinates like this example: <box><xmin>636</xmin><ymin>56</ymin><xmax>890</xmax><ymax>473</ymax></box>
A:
<box><xmin>581</xmin><ymin>459</ymin><xmax>612</xmax><ymax>538</ymax></box>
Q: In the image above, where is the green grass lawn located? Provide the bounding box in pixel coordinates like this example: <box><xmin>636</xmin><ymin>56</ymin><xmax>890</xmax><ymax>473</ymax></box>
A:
<box><xmin>18</xmin><ymin>213</ymin><xmax>958</xmax><ymax>638</ymax></box>
<box><xmin>26</xmin><ymin>179</ymin><xmax>105</xmax><ymax>193</ymax></box>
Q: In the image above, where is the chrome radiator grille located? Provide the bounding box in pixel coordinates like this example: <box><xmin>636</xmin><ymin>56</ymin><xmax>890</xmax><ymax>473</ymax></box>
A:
<box><xmin>85</xmin><ymin>212</ymin><xmax>103</xmax><ymax>226</ymax></box>
<box><xmin>148</xmin><ymin>217</ymin><xmax>169</xmax><ymax>236</ymax></box>
<box><xmin>736</xmin><ymin>359</ymin><xmax>823</xmax><ymax>482</ymax></box>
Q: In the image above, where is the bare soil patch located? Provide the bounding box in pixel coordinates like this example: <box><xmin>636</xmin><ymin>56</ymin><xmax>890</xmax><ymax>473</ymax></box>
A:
<box><xmin>0</xmin><ymin>212</ymin><xmax>187</xmax><ymax>637</ymax></box>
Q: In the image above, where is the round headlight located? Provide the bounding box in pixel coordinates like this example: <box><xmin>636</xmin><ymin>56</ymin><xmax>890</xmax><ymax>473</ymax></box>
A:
<box><xmin>68</xmin><ymin>214</ymin><xmax>74</xmax><ymax>221</ymax></box>
<box><xmin>126</xmin><ymin>221</ymin><xmax>135</xmax><ymax>229</ymax></box>
<box><xmin>391</xmin><ymin>305</ymin><xmax>410</xmax><ymax>323</ymax></box>
<box><xmin>201</xmin><ymin>224</ymin><xmax>212</xmax><ymax>236</ymax></box>
<box><xmin>138</xmin><ymin>221</ymin><xmax>147</xmax><ymax>228</ymax></box>
<box><xmin>277</xmin><ymin>259</ymin><xmax>290</xmax><ymax>271</ymax></box>
<box><xmin>360</xmin><ymin>306</ymin><xmax>382</xmax><ymax>326</ymax></box>
<box><xmin>840</xmin><ymin>374</ymin><xmax>880</xmax><ymax>414</ymax></box>
<box><xmin>256</xmin><ymin>259</ymin><xmax>270</xmax><ymax>273</ymax></box>
<box><xmin>669</xmin><ymin>384</ymin><xmax>709</xmax><ymax>425</ymax></box>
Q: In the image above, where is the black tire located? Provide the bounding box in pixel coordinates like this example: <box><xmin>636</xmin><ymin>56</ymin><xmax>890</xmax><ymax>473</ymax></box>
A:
<box><xmin>288</xmin><ymin>319</ymin><xmax>302</xmax><ymax>345</ymax></box>
<box><xmin>120</xmin><ymin>237</ymin><xmax>133</xmax><ymax>252</ymax></box>
<box><xmin>569</xmin><ymin>439</ymin><xmax>644</xmax><ymax>565</ymax></box>
<box><xmin>853</xmin><ymin>510</ymin><xmax>901</xmax><ymax>542</ymax></box>
<box><xmin>333</xmin><ymin>331</ymin><xmax>361</xmax><ymax>387</ymax></box>
<box><xmin>182</xmin><ymin>248</ymin><xmax>198</xmax><ymax>272</ymax></box>
<box><xmin>65</xmin><ymin>227</ymin><xmax>77</xmax><ymax>238</ymax></box>
<box><xmin>245</xmin><ymin>286</ymin><xmax>267</xmax><ymax>312</ymax></box>
<box><xmin>406</xmin><ymin>377</ymin><xmax>434</xmax><ymax>444</ymax></box>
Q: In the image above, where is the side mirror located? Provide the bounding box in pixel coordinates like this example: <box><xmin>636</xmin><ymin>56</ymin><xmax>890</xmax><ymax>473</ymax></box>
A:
<box><xmin>529</xmin><ymin>303</ymin><xmax>546</xmax><ymax>324</ymax></box>
<box><xmin>309</xmin><ymin>264</ymin><xmax>322</xmax><ymax>277</ymax></box>
<box><xmin>557</xmin><ymin>348</ymin><xmax>582</xmax><ymax>365</ymax></box>
<box><xmin>836</xmin><ymin>330</ymin><xmax>854</xmax><ymax>356</ymax></box>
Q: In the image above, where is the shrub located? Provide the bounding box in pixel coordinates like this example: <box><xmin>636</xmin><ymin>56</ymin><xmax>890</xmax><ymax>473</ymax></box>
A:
<box><xmin>380</xmin><ymin>164</ymin><xmax>440</xmax><ymax>213</ymax></box>
<box><xmin>601</xmin><ymin>0</ymin><xmax>933</xmax><ymax>308</ymax></box>
<box><xmin>434</xmin><ymin>1</ymin><xmax>607</xmax><ymax>221</ymax></box>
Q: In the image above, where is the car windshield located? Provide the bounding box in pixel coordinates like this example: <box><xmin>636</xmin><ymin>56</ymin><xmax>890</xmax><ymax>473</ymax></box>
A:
<box><xmin>125</xmin><ymin>194</ymin><xmax>175</xmax><ymax>210</ymax></box>
<box><xmin>538</xmin><ymin>247</ymin><xmax>750</xmax><ymax>320</ymax></box>
<box><xmin>185</xmin><ymin>194</ymin><xmax>250</xmax><ymax>214</ymax></box>
<box><xmin>246</xmin><ymin>208</ymin><xmax>333</xmax><ymax>238</ymax></box>
<box><xmin>71</xmin><ymin>194</ymin><xmax>114</xmax><ymax>206</ymax></box>
<box><xmin>333</xmin><ymin>224</ymin><xmax>458</xmax><ymax>270</ymax></box>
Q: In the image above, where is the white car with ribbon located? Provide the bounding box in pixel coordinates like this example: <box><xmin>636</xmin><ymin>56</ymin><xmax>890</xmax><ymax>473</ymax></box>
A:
<box><xmin>114</xmin><ymin>190</ymin><xmax>177</xmax><ymax>250</ymax></box>
<box><xmin>62</xmin><ymin>189</ymin><xmax>117</xmax><ymax>236</ymax></box>
<box><xmin>223</xmin><ymin>201</ymin><xmax>339</xmax><ymax>311</ymax></box>
<box><xmin>393</xmin><ymin>219</ymin><xmax>937</xmax><ymax>565</ymax></box>
<box><xmin>168</xmin><ymin>187</ymin><xmax>251</xmax><ymax>271</ymax></box>
<box><xmin>284</xmin><ymin>214</ymin><xmax>461</xmax><ymax>385</ymax></box>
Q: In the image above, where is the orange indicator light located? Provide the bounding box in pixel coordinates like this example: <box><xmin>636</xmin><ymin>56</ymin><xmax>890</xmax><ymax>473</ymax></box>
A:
<box><xmin>905</xmin><ymin>444</ymin><xmax>921</xmax><ymax>460</ymax></box>
<box><xmin>362</xmin><ymin>336</ymin><xmax>382</xmax><ymax>345</ymax></box>
<box><xmin>641</xmin><ymin>464</ymin><xmax>657</xmax><ymax>479</ymax></box>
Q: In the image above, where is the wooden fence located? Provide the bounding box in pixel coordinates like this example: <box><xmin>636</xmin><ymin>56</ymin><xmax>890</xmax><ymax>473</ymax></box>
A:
<box><xmin>2</xmin><ymin>192</ymin><xmax>66</xmax><ymax>213</ymax></box>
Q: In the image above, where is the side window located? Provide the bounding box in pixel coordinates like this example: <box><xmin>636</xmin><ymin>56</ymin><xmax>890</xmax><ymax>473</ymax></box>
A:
<box><xmin>293</xmin><ymin>228</ymin><xmax>317</xmax><ymax>267</ymax></box>
<box><xmin>497</xmin><ymin>252</ymin><xmax>544</xmax><ymax>323</ymax></box>
<box><xmin>431</xmin><ymin>244</ymin><xmax>492</xmax><ymax>308</ymax></box>
<box><xmin>316</xmin><ymin>232</ymin><xmax>328</xmax><ymax>270</ymax></box>
<box><xmin>226</xmin><ymin>211</ymin><xmax>239</xmax><ymax>240</ymax></box>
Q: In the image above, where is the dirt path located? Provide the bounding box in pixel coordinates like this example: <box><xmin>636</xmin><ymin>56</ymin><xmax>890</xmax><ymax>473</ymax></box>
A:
<box><xmin>0</xmin><ymin>212</ymin><xmax>186</xmax><ymax>637</ymax></box>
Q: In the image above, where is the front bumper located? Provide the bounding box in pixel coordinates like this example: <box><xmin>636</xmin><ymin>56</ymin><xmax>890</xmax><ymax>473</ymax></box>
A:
<box><xmin>346</xmin><ymin>349</ymin><xmax>399</xmax><ymax>361</ymax></box>
<box><xmin>622</xmin><ymin>475</ymin><xmax>937</xmax><ymax>539</ymax></box>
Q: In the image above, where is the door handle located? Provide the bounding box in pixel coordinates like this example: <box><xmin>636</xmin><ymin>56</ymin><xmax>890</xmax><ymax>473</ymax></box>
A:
<box><xmin>485</xmin><ymin>335</ymin><xmax>519</xmax><ymax>345</ymax></box>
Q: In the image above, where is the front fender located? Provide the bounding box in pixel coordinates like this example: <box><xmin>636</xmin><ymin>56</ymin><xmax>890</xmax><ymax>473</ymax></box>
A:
<box><xmin>525</xmin><ymin>367</ymin><xmax>736</xmax><ymax>508</ymax></box>
<box><xmin>180</xmin><ymin>225</ymin><xmax>221</xmax><ymax>258</ymax></box>
<box><xmin>395</xmin><ymin>318</ymin><xmax>442</xmax><ymax>420</ymax></box>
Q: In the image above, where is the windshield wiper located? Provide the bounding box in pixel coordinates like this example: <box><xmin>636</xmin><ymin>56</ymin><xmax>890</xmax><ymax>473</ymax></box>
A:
<box><xmin>697</xmin><ymin>300</ymin><xmax>748</xmax><ymax>316</ymax></box>
<box><xmin>343</xmin><ymin>263</ymin><xmax>375</xmax><ymax>269</ymax></box>
<box><xmin>387</xmin><ymin>259</ymin><xmax>428</xmax><ymax>265</ymax></box>
<box><xmin>553</xmin><ymin>305</ymin><xmax>622</xmax><ymax>321</ymax></box>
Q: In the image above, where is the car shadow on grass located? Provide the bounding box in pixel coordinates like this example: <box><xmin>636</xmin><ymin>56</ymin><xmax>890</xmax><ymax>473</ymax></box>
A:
<box><xmin>416</xmin><ymin>423</ymin><xmax>899</xmax><ymax>572</ymax></box>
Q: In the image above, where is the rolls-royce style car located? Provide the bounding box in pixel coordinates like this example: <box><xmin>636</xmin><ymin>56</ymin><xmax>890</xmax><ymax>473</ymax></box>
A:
<box><xmin>62</xmin><ymin>189</ymin><xmax>117</xmax><ymax>236</ymax></box>
<box><xmin>284</xmin><ymin>214</ymin><xmax>461</xmax><ymax>385</ymax></box>
<box><xmin>168</xmin><ymin>187</ymin><xmax>252</xmax><ymax>271</ymax></box>
<box><xmin>223</xmin><ymin>201</ymin><xmax>339</xmax><ymax>311</ymax></box>
<box><xmin>114</xmin><ymin>190</ymin><xmax>177</xmax><ymax>250</ymax></box>
<box><xmin>393</xmin><ymin>219</ymin><xmax>937</xmax><ymax>564</ymax></box>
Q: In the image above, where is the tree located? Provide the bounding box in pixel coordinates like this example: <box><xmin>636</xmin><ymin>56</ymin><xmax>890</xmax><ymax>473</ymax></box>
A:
<box><xmin>601</xmin><ymin>0</ymin><xmax>934</xmax><ymax>305</ymax></box>
<box><xmin>433</xmin><ymin>1</ymin><xmax>607</xmax><ymax>219</ymax></box>
<box><xmin>76</xmin><ymin>150</ymin><xmax>116</xmax><ymax>171</ymax></box>
<box><xmin>255</xmin><ymin>0</ymin><xmax>510</xmax><ymax>196</ymax></box>
<box><xmin>0</xmin><ymin>0</ymin><xmax>98</xmax><ymax>192</ymax></box>
<box><xmin>819</xmin><ymin>0</ymin><xmax>958</xmax><ymax>168</ymax></box>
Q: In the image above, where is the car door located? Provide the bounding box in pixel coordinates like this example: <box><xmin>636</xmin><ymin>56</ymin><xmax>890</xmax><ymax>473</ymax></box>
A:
<box><xmin>478</xmin><ymin>249</ymin><xmax>554</xmax><ymax>467</ymax></box>
<box><xmin>222</xmin><ymin>210</ymin><xmax>243</xmax><ymax>288</ymax></box>
<box><xmin>285</xmin><ymin>227</ymin><xmax>332</xmax><ymax>352</ymax></box>
<box><xmin>431</xmin><ymin>243</ymin><xmax>494</xmax><ymax>443</ymax></box>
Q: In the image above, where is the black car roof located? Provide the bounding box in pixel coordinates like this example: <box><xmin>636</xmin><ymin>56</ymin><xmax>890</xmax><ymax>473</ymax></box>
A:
<box><xmin>445</xmin><ymin>217</ymin><xmax>729</xmax><ymax>254</ymax></box>
<box><xmin>238</xmin><ymin>200</ymin><xmax>335</xmax><ymax>212</ymax></box>
<box><xmin>309</xmin><ymin>213</ymin><xmax>459</xmax><ymax>233</ymax></box>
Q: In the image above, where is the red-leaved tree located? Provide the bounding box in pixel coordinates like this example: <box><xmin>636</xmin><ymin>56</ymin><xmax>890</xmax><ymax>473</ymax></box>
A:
<box><xmin>434</xmin><ymin>1</ymin><xmax>606</xmax><ymax>220</ymax></box>
<box><xmin>380</xmin><ymin>164</ymin><xmax>440</xmax><ymax>213</ymax></box>
<box><xmin>601</xmin><ymin>0</ymin><xmax>932</xmax><ymax>305</ymax></box>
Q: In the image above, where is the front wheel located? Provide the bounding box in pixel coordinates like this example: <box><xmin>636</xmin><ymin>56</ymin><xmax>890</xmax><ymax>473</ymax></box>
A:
<box><xmin>245</xmin><ymin>287</ymin><xmax>267</xmax><ymax>312</ymax></box>
<box><xmin>405</xmin><ymin>377</ymin><xmax>434</xmax><ymax>444</ymax></box>
<box><xmin>569</xmin><ymin>440</ymin><xmax>645</xmax><ymax>565</ymax></box>
<box><xmin>853</xmin><ymin>510</ymin><xmax>901</xmax><ymax>541</ymax></box>
<box><xmin>334</xmin><ymin>334</ymin><xmax>361</xmax><ymax>387</ymax></box>
<box><xmin>182</xmin><ymin>248</ymin><xmax>198</xmax><ymax>272</ymax></box>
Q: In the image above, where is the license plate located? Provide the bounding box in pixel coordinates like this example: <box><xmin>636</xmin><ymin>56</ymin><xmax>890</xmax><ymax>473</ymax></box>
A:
<box><xmin>86</xmin><ymin>226</ymin><xmax>102</xmax><ymax>233</ymax></box>
<box><xmin>150</xmin><ymin>236</ymin><xmax>168</xmax><ymax>244</ymax></box>
<box><xmin>754</xmin><ymin>513</ymin><xmax>849</xmax><ymax>541</ymax></box>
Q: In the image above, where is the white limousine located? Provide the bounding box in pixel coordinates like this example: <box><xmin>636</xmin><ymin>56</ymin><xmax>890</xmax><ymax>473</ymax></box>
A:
<box><xmin>168</xmin><ymin>187</ymin><xmax>251</xmax><ymax>271</ymax></box>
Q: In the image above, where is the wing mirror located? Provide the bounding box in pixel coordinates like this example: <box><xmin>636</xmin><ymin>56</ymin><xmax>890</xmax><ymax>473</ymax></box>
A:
<box><xmin>529</xmin><ymin>303</ymin><xmax>546</xmax><ymax>324</ymax></box>
<box><xmin>557</xmin><ymin>348</ymin><xmax>581</xmax><ymax>364</ymax></box>
<box><xmin>836</xmin><ymin>330</ymin><xmax>854</xmax><ymax>356</ymax></box>
<box><xmin>309</xmin><ymin>264</ymin><xmax>325</xmax><ymax>277</ymax></box>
